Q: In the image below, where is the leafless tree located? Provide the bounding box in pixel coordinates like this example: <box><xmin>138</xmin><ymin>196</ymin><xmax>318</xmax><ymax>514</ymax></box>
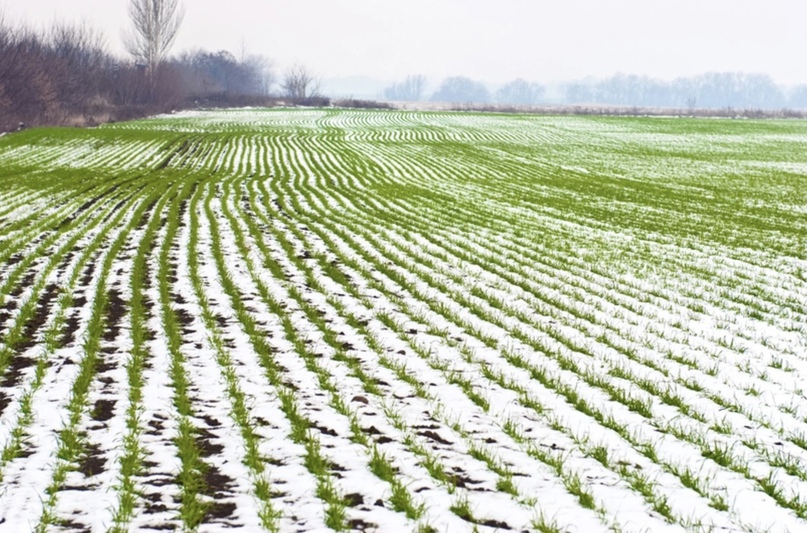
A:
<box><xmin>430</xmin><ymin>76</ymin><xmax>490</xmax><ymax>104</ymax></box>
<box><xmin>243</xmin><ymin>54</ymin><xmax>275</xmax><ymax>96</ymax></box>
<box><xmin>48</xmin><ymin>21</ymin><xmax>109</xmax><ymax>112</ymax></box>
<box><xmin>281</xmin><ymin>64</ymin><xmax>320</xmax><ymax>100</ymax></box>
<box><xmin>496</xmin><ymin>79</ymin><xmax>545</xmax><ymax>106</ymax></box>
<box><xmin>384</xmin><ymin>75</ymin><xmax>427</xmax><ymax>101</ymax></box>
<box><xmin>123</xmin><ymin>0</ymin><xmax>184</xmax><ymax>99</ymax></box>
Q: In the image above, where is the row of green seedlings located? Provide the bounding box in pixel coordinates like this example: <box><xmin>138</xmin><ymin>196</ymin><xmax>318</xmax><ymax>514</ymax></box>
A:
<box><xmin>0</xmin><ymin>182</ymin><xmax>140</xmax><ymax>484</ymax></box>
<box><xmin>407</xmin><ymin>200</ymin><xmax>804</xmax><ymax>403</ymax></box>
<box><xmin>359</xmin><ymin>137</ymin><xmax>794</xmax><ymax>355</ymax></box>
<box><xmin>0</xmin><ymin>186</ymin><xmax>60</xmax><ymax>242</ymax></box>
<box><xmin>304</xmin><ymin>186</ymin><xmax>807</xmax><ymax>524</ymax></box>
<box><xmin>264</xmin><ymin>169</ymin><xmax>753</xmax><ymax>527</ymax></box>
<box><xmin>272</xmin><ymin>214</ymin><xmax>667</xmax><ymax>529</ymax></box>
<box><xmin>0</xmin><ymin>170</ymin><xmax>125</xmax><ymax>266</ymax></box>
<box><xmin>356</xmin><ymin>207</ymin><xmax>807</xmax><ymax>449</ymax></box>
<box><xmin>0</xmin><ymin>174</ymin><xmax>140</xmax><ymax>308</ymax></box>
<box><xmin>0</xmin><ymin>177</ymin><xmax>115</xmax><ymax>320</ymax></box>
<box><xmin>246</xmin><ymin>176</ymin><xmax>601</xmax><ymax>532</ymax></box>
<box><xmin>36</xmin><ymin>179</ymin><xmax>167</xmax><ymax>531</ymax></box>
<box><xmin>224</xmin><ymin>119</ymin><xmax>807</xmax><ymax>524</ymax></box>
<box><xmin>0</xmin><ymin>180</ymin><xmax>134</xmax><ymax>382</ymax></box>
<box><xmin>109</xmin><ymin>181</ymin><xmax>180</xmax><ymax>531</ymax></box>
<box><xmin>280</xmin><ymin>129</ymin><xmax>703</xmax><ymax>370</ymax></box>
<box><xmin>282</xmin><ymin>179</ymin><xmax>661</xmax><ymax>420</ymax></box>
<box><xmin>340</xmin><ymin>136</ymin><xmax>807</xmax><ymax>520</ymax></box>
<box><xmin>239</xmin><ymin>178</ymin><xmax>511</xmax><ymax>493</ymax></box>
<box><xmin>183</xmin><ymin>179</ymin><xmax>283</xmax><ymax>531</ymax></box>
<box><xmin>197</xmin><ymin>182</ymin><xmax>352</xmax><ymax>531</ymax></box>
<box><xmin>235</xmin><ymin>175</ymin><xmax>533</xmax><ymax>529</ymax></box>
<box><xmin>368</xmin><ymin>194</ymin><xmax>710</xmax><ymax>355</ymax></box>
<box><xmin>424</xmin><ymin>133</ymin><xmax>783</xmax><ymax>276</ymax></box>
<box><xmin>156</xmin><ymin>178</ymin><xmax>214</xmax><ymax>530</ymax></box>
<box><xmin>429</xmin><ymin>184</ymin><xmax>801</xmax><ymax>343</ymax></box>
<box><xmin>351</xmin><ymin>176</ymin><xmax>800</xmax><ymax>398</ymax></box>
<box><xmin>0</xmin><ymin>170</ymin><xmax>93</xmax><ymax>249</ymax></box>
<box><xmin>208</xmin><ymin>179</ymin><xmax>428</xmax><ymax>531</ymax></box>
<box><xmin>295</xmin><ymin>172</ymin><xmax>807</xmax><ymax>466</ymax></box>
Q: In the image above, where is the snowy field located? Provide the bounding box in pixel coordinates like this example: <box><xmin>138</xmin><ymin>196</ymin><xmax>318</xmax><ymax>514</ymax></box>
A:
<box><xmin>0</xmin><ymin>109</ymin><xmax>805</xmax><ymax>532</ymax></box>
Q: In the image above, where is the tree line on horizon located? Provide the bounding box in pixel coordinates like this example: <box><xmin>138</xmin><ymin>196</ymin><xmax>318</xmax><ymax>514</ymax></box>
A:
<box><xmin>0</xmin><ymin>0</ymin><xmax>322</xmax><ymax>132</ymax></box>
<box><xmin>4</xmin><ymin>0</ymin><xmax>807</xmax><ymax>132</ymax></box>
<box><xmin>383</xmin><ymin>73</ymin><xmax>807</xmax><ymax>110</ymax></box>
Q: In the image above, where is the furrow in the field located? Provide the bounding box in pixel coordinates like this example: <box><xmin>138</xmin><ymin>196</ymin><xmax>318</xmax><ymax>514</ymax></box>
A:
<box><xmin>348</xmin><ymin>193</ymin><xmax>807</xmax><ymax>436</ymax></box>
<box><xmin>354</xmin><ymin>118</ymin><xmax>803</xmax><ymax>272</ymax></box>
<box><xmin>0</xmin><ymin>139</ymin><xmax>86</xmax><ymax>169</ymax></box>
<box><xmin>113</xmin><ymin>139</ymin><xmax>169</xmax><ymax>171</ymax></box>
<box><xmin>0</xmin><ymin>183</ymin><xmax>139</xmax><ymax>450</ymax></box>
<box><xmin>356</xmin><ymin>127</ymin><xmax>806</xmax><ymax>328</ymax></box>
<box><xmin>372</xmin><ymin>192</ymin><xmax>807</xmax><ymax>421</ymax></box>
<box><xmin>266</xmin><ymin>138</ymin><xmax>696</xmax><ymax>530</ymax></box>
<box><xmin>44</xmin><ymin>182</ymin><xmax>172</xmax><ymax>531</ymax></box>
<box><xmin>0</xmin><ymin>181</ymin><xmax>156</xmax><ymax>531</ymax></box>
<box><xmin>191</xmin><ymin>184</ymin><xmax>331</xmax><ymax>532</ymax></box>
<box><xmin>272</xmin><ymin>158</ymin><xmax>807</xmax><ymax>528</ymax></box>
<box><xmin>358</xmin><ymin>204</ymin><xmax>807</xmax><ymax>496</ymax></box>
<box><xmin>0</xmin><ymin>185</ymin><xmax>61</xmax><ymax>232</ymax></box>
<box><xmin>0</xmin><ymin>183</ymin><xmax>103</xmax><ymax>266</ymax></box>
<box><xmin>126</xmin><ymin>211</ymin><xmax>186</xmax><ymax>531</ymax></box>
<box><xmin>245</xmin><ymin>178</ymin><xmax>657</xmax><ymax>532</ymax></box>
<box><xmin>161</xmin><ymin>182</ymin><xmax>265</xmax><ymax>530</ymax></box>
<box><xmin>238</xmin><ymin>176</ymin><xmax>595</xmax><ymax>531</ymax></box>
<box><xmin>268</xmin><ymin>197</ymin><xmax>704</xmax><ymax>528</ymax></box>
<box><xmin>206</xmin><ymin>183</ymin><xmax>424</xmax><ymax>531</ymax></box>
<box><xmin>468</xmin><ymin>153</ymin><xmax>802</xmax><ymax>290</ymax></box>
<box><xmin>91</xmin><ymin>138</ymin><xmax>161</xmax><ymax>171</ymax></box>
<box><xmin>342</xmin><ymin>138</ymin><xmax>807</xmax><ymax>400</ymax></box>
<box><xmin>0</xmin><ymin>181</ymin><xmax>135</xmax><ymax>382</ymax></box>
<box><xmin>102</xmin><ymin>180</ymin><xmax>181</xmax><ymax>531</ymax></box>
<box><xmin>138</xmin><ymin>178</ymin><xmax>250</xmax><ymax>531</ymax></box>
<box><xmin>297</xmin><ymin>207</ymin><xmax>752</xmax><ymax>531</ymax></box>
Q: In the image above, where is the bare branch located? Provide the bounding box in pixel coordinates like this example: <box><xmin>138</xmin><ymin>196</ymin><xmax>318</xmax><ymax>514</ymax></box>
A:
<box><xmin>281</xmin><ymin>64</ymin><xmax>320</xmax><ymax>100</ymax></box>
<box><xmin>123</xmin><ymin>0</ymin><xmax>184</xmax><ymax>73</ymax></box>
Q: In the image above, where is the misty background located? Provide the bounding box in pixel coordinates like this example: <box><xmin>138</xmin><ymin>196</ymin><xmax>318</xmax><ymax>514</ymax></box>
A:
<box><xmin>3</xmin><ymin>0</ymin><xmax>807</xmax><ymax>131</ymax></box>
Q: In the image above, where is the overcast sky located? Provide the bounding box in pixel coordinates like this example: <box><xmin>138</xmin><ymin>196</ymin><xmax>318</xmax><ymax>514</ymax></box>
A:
<box><xmin>4</xmin><ymin>0</ymin><xmax>807</xmax><ymax>86</ymax></box>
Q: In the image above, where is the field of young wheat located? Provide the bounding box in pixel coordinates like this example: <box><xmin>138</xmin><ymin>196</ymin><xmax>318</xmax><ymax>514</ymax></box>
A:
<box><xmin>0</xmin><ymin>109</ymin><xmax>805</xmax><ymax>532</ymax></box>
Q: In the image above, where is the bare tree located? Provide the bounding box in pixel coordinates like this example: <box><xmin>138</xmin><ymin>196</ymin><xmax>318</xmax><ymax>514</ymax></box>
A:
<box><xmin>495</xmin><ymin>79</ymin><xmax>544</xmax><ymax>106</ymax></box>
<box><xmin>384</xmin><ymin>75</ymin><xmax>426</xmax><ymax>101</ymax></box>
<box><xmin>123</xmin><ymin>0</ymin><xmax>184</xmax><ymax>100</ymax></box>
<box><xmin>48</xmin><ymin>21</ymin><xmax>108</xmax><ymax>113</ymax></box>
<box><xmin>430</xmin><ymin>76</ymin><xmax>490</xmax><ymax>104</ymax></box>
<box><xmin>281</xmin><ymin>64</ymin><xmax>320</xmax><ymax>100</ymax></box>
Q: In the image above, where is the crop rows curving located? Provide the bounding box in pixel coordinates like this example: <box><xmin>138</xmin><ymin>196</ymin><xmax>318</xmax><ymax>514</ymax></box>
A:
<box><xmin>0</xmin><ymin>109</ymin><xmax>805</xmax><ymax>532</ymax></box>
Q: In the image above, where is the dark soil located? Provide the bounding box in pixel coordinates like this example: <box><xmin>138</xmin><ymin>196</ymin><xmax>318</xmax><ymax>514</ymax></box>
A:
<box><xmin>102</xmin><ymin>289</ymin><xmax>127</xmax><ymax>342</ymax></box>
<box><xmin>61</xmin><ymin>312</ymin><xmax>81</xmax><ymax>347</ymax></box>
<box><xmin>418</xmin><ymin>430</ymin><xmax>453</xmax><ymax>445</ymax></box>
<box><xmin>6</xmin><ymin>253</ymin><xmax>23</xmax><ymax>266</ymax></box>
<box><xmin>90</xmin><ymin>399</ymin><xmax>116</xmax><ymax>422</ymax></box>
<box><xmin>195</xmin><ymin>428</ymin><xmax>224</xmax><ymax>457</ymax></box>
<box><xmin>59</xmin><ymin>520</ymin><xmax>90</xmax><ymax>533</ymax></box>
<box><xmin>347</xmin><ymin>519</ymin><xmax>379</xmax><ymax>531</ymax></box>
<box><xmin>0</xmin><ymin>392</ymin><xmax>10</xmax><ymax>416</ymax></box>
<box><xmin>15</xmin><ymin>283</ymin><xmax>61</xmax><ymax>352</ymax></box>
<box><xmin>206</xmin><ymin>501</ymin><xmax>237</xmax><ymax>520</ymax></box>
<box><xmin>8</xmin><ymin>270</ymin><xmax>36</xmax><ymax>299</ymax></box>
<box><xmin>78</xmin><ymin>442</ymin><xmax>106</xmax><ymax>477</ymax></box>
<box><xmin>1</xmin><ymin>355</ymin><xmax>35</xmax><ymax>388</ymax></box>
<box><xmin>344</xmin><ymin>493</ymin><xmax>364</xmax><ymax>506</ymax></box>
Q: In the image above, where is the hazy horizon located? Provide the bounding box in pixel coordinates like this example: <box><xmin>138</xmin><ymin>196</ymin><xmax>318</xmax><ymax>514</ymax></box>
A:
<box><xmin>4</xmin><ymin>0</ymin><xmax>807</xmax><ymax>89</ymax></box>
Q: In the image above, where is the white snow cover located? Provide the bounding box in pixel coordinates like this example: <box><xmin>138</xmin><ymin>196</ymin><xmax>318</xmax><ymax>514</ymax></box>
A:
<box><xmin>0</xmin><ymin>108</ymin><xmax>806</xmax><ymax>532</ymax></box>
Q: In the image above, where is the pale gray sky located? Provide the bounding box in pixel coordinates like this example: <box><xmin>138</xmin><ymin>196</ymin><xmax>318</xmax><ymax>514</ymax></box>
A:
<box><xmin>4</xmin><ymin>0</ymin><xmax>807</xmax><ymax>86</ymax></box>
